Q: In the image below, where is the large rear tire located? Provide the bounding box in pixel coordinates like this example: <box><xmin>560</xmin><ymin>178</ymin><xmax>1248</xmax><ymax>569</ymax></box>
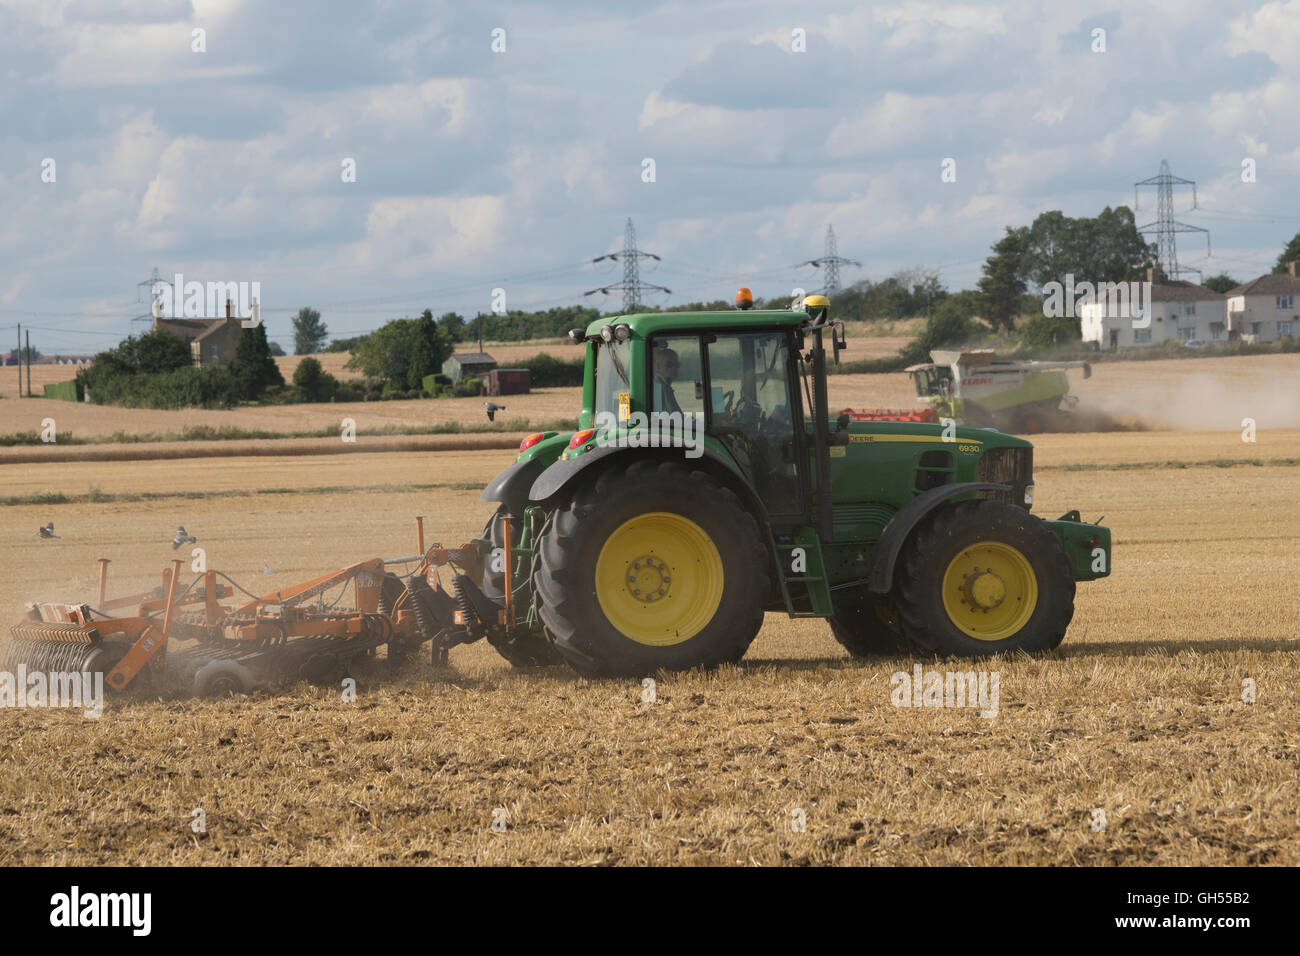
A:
<box><xmin>534</xmin><ymin>460</ymin><xmax>768</xmax><ymax>677</ymax></box>
<box><xmin>893</xmin><ymin>500</ymin><xmax>1074</xmax><ymax>658</ymax></box>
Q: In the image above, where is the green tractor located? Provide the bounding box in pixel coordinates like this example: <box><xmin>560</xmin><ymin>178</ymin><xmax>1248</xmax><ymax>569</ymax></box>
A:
<box><xmin>447</xmin><ymin>295</ymin><xmax>1110</xmax><ymax>677</ymax></box>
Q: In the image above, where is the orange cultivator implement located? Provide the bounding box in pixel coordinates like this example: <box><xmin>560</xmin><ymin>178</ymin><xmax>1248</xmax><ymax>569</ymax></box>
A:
<box><xmin>3</xmin><ymin>518</ymin><xmax>491</xmax><ymax>696</ymax></box>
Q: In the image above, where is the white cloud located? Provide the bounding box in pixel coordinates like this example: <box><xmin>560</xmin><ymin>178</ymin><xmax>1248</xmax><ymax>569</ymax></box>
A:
<box><xmin>357</xmin><ymin>195</ymin><xmax>506</xmax><ymax>275</ymax></box>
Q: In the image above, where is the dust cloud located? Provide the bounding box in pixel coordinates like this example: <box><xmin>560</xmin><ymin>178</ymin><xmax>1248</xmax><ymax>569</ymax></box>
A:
<box><xmin>1077</xmin><ymin>371</ymin><xmax>1300</xmax><ymax>432</ymax></box>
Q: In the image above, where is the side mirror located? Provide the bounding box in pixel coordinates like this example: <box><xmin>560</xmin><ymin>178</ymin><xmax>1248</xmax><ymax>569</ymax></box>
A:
<box><xmin>832</xmin><ymin>323</ymin><xmax>846</xmax><ymax>365</ymax></box>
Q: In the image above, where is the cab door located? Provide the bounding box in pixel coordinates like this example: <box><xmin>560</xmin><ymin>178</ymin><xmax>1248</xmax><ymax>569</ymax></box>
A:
<box><xmin>703</xmin><ymin>330</ymin><xmax>805</xmax><ymax>518</ymax></box>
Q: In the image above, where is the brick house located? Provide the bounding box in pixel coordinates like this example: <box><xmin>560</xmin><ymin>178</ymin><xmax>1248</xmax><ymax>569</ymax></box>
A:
<box><xmin>152</xmin><ymin>298</ymin><xmax>248</xmax><ymax>366</ymax></box>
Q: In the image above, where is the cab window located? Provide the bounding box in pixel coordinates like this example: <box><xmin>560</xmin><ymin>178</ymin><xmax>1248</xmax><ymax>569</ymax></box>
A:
<box><xmin>706</xmin><ymin>331</ymin><xmax>800</xmax><ymax>514</ymax></box>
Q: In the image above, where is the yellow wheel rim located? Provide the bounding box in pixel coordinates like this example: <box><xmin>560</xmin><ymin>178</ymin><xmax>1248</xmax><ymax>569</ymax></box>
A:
<box><xmin>941</xmin><ymin>541</ymin><xmax>1038</xmax><ymax>642</ymax></box>
<box><xmin>594</xmin><ymin>512</ymin><xmax>724</xmax><ymax>646</ymax></box>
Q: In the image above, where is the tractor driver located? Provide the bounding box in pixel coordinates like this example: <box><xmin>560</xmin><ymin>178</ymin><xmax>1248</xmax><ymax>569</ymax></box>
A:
<box><xmin>653</xmin><ymin>347</ymin><xmax>683</xmax><ymax>415</ymax></box>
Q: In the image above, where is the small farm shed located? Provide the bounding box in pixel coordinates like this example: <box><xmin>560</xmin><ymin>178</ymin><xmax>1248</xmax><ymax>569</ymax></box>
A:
<box><xmin>442</xmin><ymin>352</ymin><xmax>497</xmax><ymax>384</ymax></box>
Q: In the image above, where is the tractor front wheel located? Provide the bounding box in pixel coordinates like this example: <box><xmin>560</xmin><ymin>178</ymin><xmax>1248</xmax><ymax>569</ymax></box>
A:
<box><xmin>533</xmin><ymin>461</ymin><xmax>768</xmax><ymax>677</ymax></box>
<box><xmin>893</xmin><ymin>500</ymin><xmax>1074</xmax><ymax>657</ymax></box>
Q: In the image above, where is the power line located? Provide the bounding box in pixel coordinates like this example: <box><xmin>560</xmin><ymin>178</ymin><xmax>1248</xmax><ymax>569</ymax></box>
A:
<box><xmin>258</xmin><ymin>262</ymin><xmax>593</xmax><ymax>313</ymax></box>
<box><xmin>798</xmin><ymin>224</ymin><xmax>860</xmax><ymax>295</ymax></box>
<box><xmin>583</xmin><ymin>218</ymin><xmax>671</xmax><ymax>313</ymax></box>
<box><xmin>1188</xmin><ymin>206</ymin><xmax>1300</xmax><ymax>224</ymax></box>
<box><xmin>1135</xmin><ymin>159</ymin><xmax>1210</xmax><ymax>281</ymax></box>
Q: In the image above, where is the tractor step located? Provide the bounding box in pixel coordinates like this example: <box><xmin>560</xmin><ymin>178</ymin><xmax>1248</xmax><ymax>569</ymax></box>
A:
<box><xmin>772</xmin><ymin>528</ymin><xmax>834</xmax><ymax>618</ymax></box>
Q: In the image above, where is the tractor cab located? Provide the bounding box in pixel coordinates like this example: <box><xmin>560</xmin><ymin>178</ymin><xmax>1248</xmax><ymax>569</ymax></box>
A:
<box><xmin>593</xmin><ymin>321</ymin><xmax>805</xmax><ymax>517</ymax></box>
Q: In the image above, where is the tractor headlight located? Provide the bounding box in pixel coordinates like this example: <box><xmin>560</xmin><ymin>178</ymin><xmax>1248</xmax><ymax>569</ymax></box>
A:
<box><xmin>1024</xmin><ymin>482</ymin><xmax>1035</xmax><ymax>506</ymax></box>
<box><xmin>600</xmin><ymin>325</ymin><xmax>613</xmax><ymax>342</ymax></box>
<box><xmin>614</xmin><ymin>323</ymin><xmax>631</xmax><ymax>342</ymax></box>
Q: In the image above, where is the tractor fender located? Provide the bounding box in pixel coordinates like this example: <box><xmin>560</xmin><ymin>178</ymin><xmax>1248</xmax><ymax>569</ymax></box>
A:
<box><xmin>867</xmin><ymin>482</ymin><xmax>1011</xmax><ymax>594</ymax></box>
<box><xmin>529</xmin><ymin>445</ymin><xmax>773</xmax><ymax>531</ymax></box>
<box><xmin>481</xmin><ymin>456</ymin><xmax>548</xmax><ymax>516</ymax></box>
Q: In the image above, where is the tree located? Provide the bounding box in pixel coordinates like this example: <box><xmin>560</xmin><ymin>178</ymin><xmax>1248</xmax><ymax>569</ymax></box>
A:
<box><xmin>1274</xmin><ymin>233</ymin><xmax>1300</xmax><ymax>274</ymax></box>
<box><xmin>1019</xmin><ymin>207</ymin><xmax>1153</xmax><ymax>289</ymax></box>
<box><xmin>293</xmin><ymin>307</ymin><xmax>329</xmax><ymax>354</ymax></box>
<box><xmin>88</xmin><ymin>327</ymin><xmax>191</xmax><ymax>378</ymax></box>
<box><xmin>232</xmin><ymin>322</ymin><xmax>284</xmax><ymax>400</ymax></box>
<box><xmin>1072</xmin><ymin>206</ymin><xmax>1153</xmax><ymax>285</ymax></box>
<box><xmin>346</xmin><ymin>313</ymin><xmax>452</xmax><ymax>387</ymax></box>
<box><xmin>1018</xmin><ymin>314</ymin><xmax>1081</xmax><ymax>352</ymax></box>
<box><xmin>326</xmin><ymin>334</ymin><xmax>369</xmax><ymax>353</ymax></box>
<box><xmin>899</xmin><ymin>295</ymin><xmax>983</xmax><ymax>364</ymax></box>
<box><xmin>268</xmin><ymin>340</ymin><xmax>286</xmax><ymax>356</ymax></box>
<box><xmin>437</xmin><ymin>311</ymin><xmax>466</xmax><ymax>342</ymax></box>
<box><xmin>406</xmin><ymin>309</ymin><xmax>447</xmax><ymax>390</ymax></box>
<box><xmin>292</xmin><ymin>356</ymin><xmax>338</xmax><ymax>401</ymax></box>
<box><xmin>977</xmin><ymin>227</ymin><xmax>1028</xmax><ymax>332</ymax></box>
<box><xmin>75</xmin><ymin>328</ymin><xmax>241</xmax><ymax>409</ymax></box>
<box><xmin>5</xmin><ymin>348</ymin><xmax>43</xmax><ymax>365</ymax></box>
<box><xmin>1203</xmin><ymin>273</ymin><xmax>1240</xmax><ymax>294</ymax></box>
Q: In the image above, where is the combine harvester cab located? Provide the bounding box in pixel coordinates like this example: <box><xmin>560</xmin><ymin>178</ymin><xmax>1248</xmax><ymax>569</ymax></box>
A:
<box><xmin>905</xmin><ymin>348</ymin><xmax>1092</xmax><ymax>434</ymax></box>
<box><xmin>454</xmin><ymin>293</ymin><xmax>1112</xmax><ymax>677</ymax></box>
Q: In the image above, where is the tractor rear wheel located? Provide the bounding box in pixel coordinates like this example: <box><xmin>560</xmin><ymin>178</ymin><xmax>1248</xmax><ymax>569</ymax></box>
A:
<box><xmin>893</xmin><ymin>500</ymin><xmax>1074</xmax><ymax>657</ymax></box>
<box><xmin>533</xmin><ymin>460</ymin><xmax>768</xmax><ymax>677</ymax></box>
<box><xmin>829</xmin><ymin>599</ymin><xmax>906</xmax><ymax>657</ymax></box>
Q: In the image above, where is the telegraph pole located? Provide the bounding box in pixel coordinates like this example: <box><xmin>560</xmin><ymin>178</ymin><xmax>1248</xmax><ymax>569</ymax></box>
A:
<box><xmin>800</xmin><ymin>224</ymin><xmax>860</xmax><ymax>295</ymax></box>
<box><xmin>25</xmin><ymin>330</ymin><xmax>31</xmax><ymax>397</ymax></box>
<box><xmin>584</xmin><ymin>218</ymin><xmax>671</xmax><ymax>313</ymax></box>
<box><xmin>15</xmin><ymin>324</ymin><xmax>20</xmax><ymax>397</ymax></box>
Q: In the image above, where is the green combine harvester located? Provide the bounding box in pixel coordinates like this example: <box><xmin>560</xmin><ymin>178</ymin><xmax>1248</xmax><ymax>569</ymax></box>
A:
<box><xmin>906</xmin><ymin>349</ymin><xmax>1093</xmax><ymax>434</ymax></box>
<box><xmin>435</xmin><ymin>295</ymin><xmax>1110</xmax><ymax>677</ymax></box>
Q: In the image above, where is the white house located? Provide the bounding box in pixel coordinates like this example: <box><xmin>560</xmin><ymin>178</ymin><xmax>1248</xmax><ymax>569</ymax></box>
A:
<box><xmin>1080</xmin><ymin>269</ymin><xmax>1227</xmax><ymax>350</ymax></box>
<box><xmin>1225</xmin><ymin>262</ymin><xmax>1300</xmax><ymax>343</ymax></box>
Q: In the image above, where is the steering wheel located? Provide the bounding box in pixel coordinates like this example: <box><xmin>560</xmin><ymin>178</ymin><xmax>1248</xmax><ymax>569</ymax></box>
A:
<box><xmin>734</xmin><ymin>396</ymin><xmax>763</xmax><ymax>429</ymax></box>
<box><xmin>721</xmin><ymin>389</ymin><xmax>736</xmax><ymax>416</ymax></box>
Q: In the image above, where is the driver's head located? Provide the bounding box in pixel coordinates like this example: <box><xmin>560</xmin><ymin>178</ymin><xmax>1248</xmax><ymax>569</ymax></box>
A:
<box><xmin>654</xmin><ymin>348</ymin><xmax>680</xmax><ymax>382</ymax></box>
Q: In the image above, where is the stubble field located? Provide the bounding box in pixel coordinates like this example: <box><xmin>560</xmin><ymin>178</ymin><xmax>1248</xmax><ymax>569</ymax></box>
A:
<box><xmin>0</xmin><ymin>421</ymin><xmax>1297</xmax><ymax>865</ymax></box>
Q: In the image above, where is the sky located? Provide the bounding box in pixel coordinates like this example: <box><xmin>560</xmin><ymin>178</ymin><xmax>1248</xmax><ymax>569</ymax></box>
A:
<box><xmin>2</xmin><ymin>0</ymin><xmax>1299</xmax><ymax>353</ymax></box>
